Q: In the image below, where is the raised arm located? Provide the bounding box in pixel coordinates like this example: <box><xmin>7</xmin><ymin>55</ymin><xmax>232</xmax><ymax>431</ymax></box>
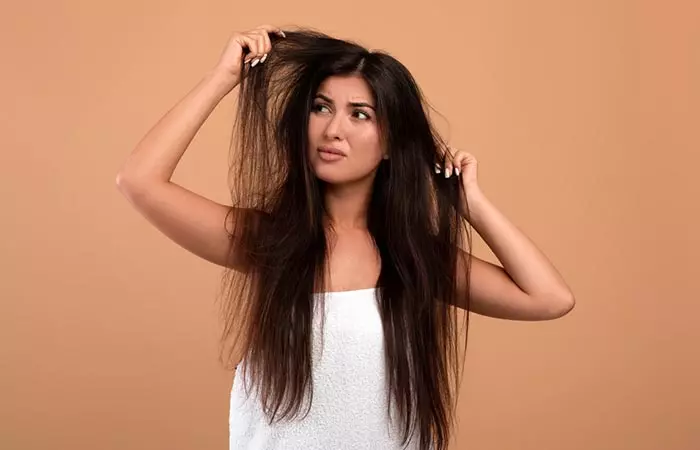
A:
<box><xmin>116</xmin><ymin>25</ymin><xmax>284</xmax><ymax>270</ymax></box>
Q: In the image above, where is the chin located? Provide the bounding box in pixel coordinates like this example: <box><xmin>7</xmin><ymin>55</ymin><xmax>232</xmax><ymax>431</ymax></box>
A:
<box><xmin>315</xmin><ymin>169</ymin><xmax>377</xmax><ymax>187</ymax></box>
<box><xmin>313</xmin><ymin>169</ymin><xmax>343</xmax><ymax>184</ymax></box>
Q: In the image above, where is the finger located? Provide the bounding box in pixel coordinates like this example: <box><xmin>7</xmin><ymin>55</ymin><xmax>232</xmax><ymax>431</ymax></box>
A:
<box><xmin>446</xmin><ymin>148</ymin><xmax>472</xmax><ymax>178</ymax></box>
<box><xmin>256</xmin><ymin>29</ymin><xmax>272</xmax><ymax>63</ymax></box>
<box><xmin>443</xmin><ymin>147</ymin><xmax>458</xmax><ymax>178</ymax></box>
<box><xmin>251</xmin><ymin>32</ymin><xmax>266</xmax><ymax>66</ymax></box>
<box><xmin>244</xmin><ymin>33</ymin><xmax>264</xmax><ymax>66</ymax></box>
<box><xmin>255</xmin><ymin>24</ymin><xmax>286</xmax><ymax>38</ymax></box>
<box><xmin>434</xmin><ymin>150</ymin><xmax>448</xmax><ymax>175</ymax></box>
<box><xmin>256</xmin><ymin>33</ymin><xmax>267</xmax><ymax>66</ymax></box>
<box><xmin>451</xmin><ymin>151</ymin><xmax>470</xmax><ymax>177</ymax></box>
<box><xmin>239</xmin><ymin>35</ymin><xmax>259</xmax><ymax>64</ymax></box>
<box><xmin>457</xmin><ymin>151</ymin><xmax>477</xmax><ymax>178</ymax></box>
<box><xmin>252</xmin><ymin>25</ymin><xmax>282</xmax><ymax>63</ymax></box>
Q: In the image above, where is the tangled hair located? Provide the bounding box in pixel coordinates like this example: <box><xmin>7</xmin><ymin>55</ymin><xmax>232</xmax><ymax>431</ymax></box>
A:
<box><xmin>216</xmin><ymin>28</ymin><xmax>473</xmax><ymax>450</ymax></box>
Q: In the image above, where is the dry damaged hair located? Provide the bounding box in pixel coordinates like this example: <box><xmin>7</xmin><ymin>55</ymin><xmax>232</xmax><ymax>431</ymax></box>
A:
<box><xmin>215</xmin><ymin>28</ymin><xmax>473</xmax><ymax>450</ymax></box>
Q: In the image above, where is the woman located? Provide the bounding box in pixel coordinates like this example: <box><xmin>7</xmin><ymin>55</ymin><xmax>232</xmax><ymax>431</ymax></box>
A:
<box><xmin>116</xmin><ymin>25</ymin><xmax>575</xmax><ymax>450</ymax></box>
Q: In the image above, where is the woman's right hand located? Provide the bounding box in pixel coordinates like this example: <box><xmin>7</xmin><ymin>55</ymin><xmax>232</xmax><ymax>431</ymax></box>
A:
<box><xmin>212</xmin><ymin>24</ymin><xmax>286</xmax><ymax>86</ymax></box>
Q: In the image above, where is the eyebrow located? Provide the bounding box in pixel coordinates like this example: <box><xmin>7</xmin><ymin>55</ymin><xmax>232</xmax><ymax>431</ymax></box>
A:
<box><xmin>314</xmin><ymin>93</ymin><xmax>376</xmax><ymax>111</ymax></box>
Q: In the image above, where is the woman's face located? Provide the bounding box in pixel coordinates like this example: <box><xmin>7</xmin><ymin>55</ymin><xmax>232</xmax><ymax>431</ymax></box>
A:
<box><xmin>307</xmin><ymin>74</ymin><xmax>386</xmax><ymax>184</ymax></box>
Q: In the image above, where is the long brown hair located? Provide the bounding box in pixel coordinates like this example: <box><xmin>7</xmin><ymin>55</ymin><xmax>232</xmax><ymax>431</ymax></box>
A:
<box><xmin>215</xmin><ymin>28</ymin><xmax>473</xmax><ymax>450</ymax></box>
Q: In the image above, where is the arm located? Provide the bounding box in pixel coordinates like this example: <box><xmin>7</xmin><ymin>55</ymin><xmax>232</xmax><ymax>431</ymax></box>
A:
<box><xmin>455</xmin><ymin>188</ymin><xmax>576</xmax><ymax>320</ymax></box>
<box><xmin>116</xmin><ymin>27</ymin><xmax>281</xmax><ymax>270</ymax></box>
<box><xmin>116</xmin><ymin>69</ymin><xmax>235</xmax><ymax>184</ymax></box>
<box><xmin>116</xmin><ymin>69</ymin><xmax>252</xmax><ymax>269</ymax></box>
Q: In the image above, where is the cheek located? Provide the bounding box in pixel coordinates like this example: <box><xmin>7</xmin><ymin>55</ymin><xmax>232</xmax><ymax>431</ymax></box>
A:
<box><xmin>353</xmin><ymin>127</ymin><xmax>382</xmax><ymax>156</ymax></box>
<box><xmin>307</xmin><ymin>117</ymin><xmax>319</xmax><ymax>141</ymax></box>
<box><xmin>307</xmin><ymin>118</ymin><xmax>322</xmax><ymax>154</ymax></box>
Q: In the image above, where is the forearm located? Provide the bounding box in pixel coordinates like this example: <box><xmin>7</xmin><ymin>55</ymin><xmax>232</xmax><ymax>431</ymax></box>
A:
<box><xmin>466</xmin><ymin>188</ymin><xmax>574</xmax><ymax>301</ymax></box>
<box><xmin>117</xmin><ymin>69</ymin><xmax>238</xmax><ymax>185</ymax></box>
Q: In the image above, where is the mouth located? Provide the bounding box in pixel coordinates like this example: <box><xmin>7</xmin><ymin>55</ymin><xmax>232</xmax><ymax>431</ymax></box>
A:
<box><xmin>318</xmin><ymin>146</ymin><xmax>347</xmax><ymax>157</ymax></box>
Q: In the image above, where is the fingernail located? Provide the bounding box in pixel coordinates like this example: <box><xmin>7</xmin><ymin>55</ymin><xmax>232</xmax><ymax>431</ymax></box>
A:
<box><xmin>260</xmin><ymin>54</ymin><xmax>268</xmax><ymax>63</ymax></box>
<box><xmin>251</xmin><ymin>58</ymin><xmax>260</xmax><ymax>67</ymax></box>
<box><xmin>435</xmin><ymin>165</ymin><xmax>441</xmax><ymax>174</ymax></box>
<box><xmin>455</xmin><ymin>167</ymin><xmax>460</xmax><ymax>176</ymax></box>
<box><xmin>445</xmin><ymin>167</ymin><xmax>451</xmax><ymax>178</ymax></box>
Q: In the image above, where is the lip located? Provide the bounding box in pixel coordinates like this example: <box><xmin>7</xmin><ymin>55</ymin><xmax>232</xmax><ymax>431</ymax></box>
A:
<box><xmin>318</xmin><ymin>146</ymin><xmax>347</xmax><ymax>156</ymax></box>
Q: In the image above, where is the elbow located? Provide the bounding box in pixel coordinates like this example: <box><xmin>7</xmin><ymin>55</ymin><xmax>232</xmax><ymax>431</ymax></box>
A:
<box><xmin>115</xmin><ymin>171</ymin><xmax>127</xmax><ymax>190</ymax></box>
<box><xmin>115</xmin><ymin>171</ymin><xmax>148</xmax><ymax>201</ymax></box>
<box><xmin>529</xmin><ymin>291</ymin><xmax>575</xmax><ymax>320</ymax></box>
<box><xmin>115</xmin><ymin>170</ymin><xmax>153</xmax><ymax>194</ymax></box>
<box><xmin>116</xmin><ymin>168</ymin><xmax>167</xmax><ymax>194</ymax></box>
<box><xmin>549</xmin><ymin>293</ymin><xmax>576</xmax><ymax>319</ymax></box>
<box><xmin>115</xmin><ymin>171</ymin><xmax>136</xmax><ymax>197</ymax></box>
<box><xmin>115</xmin><ymin>166</ymin><xmax>136</xmax><ymax>190</ymax></box>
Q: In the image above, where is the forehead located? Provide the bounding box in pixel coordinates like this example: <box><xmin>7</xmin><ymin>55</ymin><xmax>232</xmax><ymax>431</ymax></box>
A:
<box><xmin>316</xmin><ymin>75</ymin><xmax>374</xmax><ymax>102</ymax></box>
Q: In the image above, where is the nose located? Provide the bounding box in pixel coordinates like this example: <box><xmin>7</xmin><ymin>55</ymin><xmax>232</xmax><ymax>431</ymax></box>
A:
<box><xmin>323</xmin><ymin>112</ymin><xmax>344</xmax><ymax>140</ymax></box>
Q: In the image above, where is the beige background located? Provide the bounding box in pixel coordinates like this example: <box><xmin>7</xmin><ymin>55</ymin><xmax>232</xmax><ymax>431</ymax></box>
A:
<box><xmin>2</xmin><ymin>1</ymin><xmax>698</xmax><ymax>449</ymax></box>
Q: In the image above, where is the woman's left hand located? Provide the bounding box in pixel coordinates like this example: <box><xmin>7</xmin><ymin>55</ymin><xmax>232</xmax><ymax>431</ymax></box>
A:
<box><xmin>436</xmin><ymin>147</ymin><xmax>483</xmax><ymax>216</ymax></box>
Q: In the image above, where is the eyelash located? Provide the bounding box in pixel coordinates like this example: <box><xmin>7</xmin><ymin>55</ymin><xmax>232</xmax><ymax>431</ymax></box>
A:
<box><xmin>312</xmin><ymin>103</ymin><xmax>371</xmax><ymax>120</ymax></box>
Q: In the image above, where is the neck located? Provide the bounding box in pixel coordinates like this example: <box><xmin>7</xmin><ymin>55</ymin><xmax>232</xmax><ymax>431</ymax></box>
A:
<box><xmin>322</xmin><ymin>178</ymin><xmax>373</xmax><ymax>231</ymax></box>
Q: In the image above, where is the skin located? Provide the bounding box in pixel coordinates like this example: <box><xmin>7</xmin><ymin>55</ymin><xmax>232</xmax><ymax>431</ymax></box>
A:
<box><xmin>306</xmin><ymin>74</ymin><xmax>388</xmax><ymax>292</ymax></box>
<box><xmin>116</xmin><ymin>21</ymin><xmax>574</xmax><ymax>315</ymax></box>
<box><xmin>307</xmin><ymin>74</ymin><xmax>387</xmax><ymax>232</ymax></box>
<box><xmin>306</xmin><ymin>75</ymin><xmax>575</xmax><ymax>318</ymax></box>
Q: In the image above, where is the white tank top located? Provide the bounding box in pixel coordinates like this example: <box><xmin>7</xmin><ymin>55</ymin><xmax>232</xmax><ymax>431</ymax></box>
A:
<box><xmin>228</xmin><ymin>287</ymin><xmax>423</xmax><ymax>449</ymax></box>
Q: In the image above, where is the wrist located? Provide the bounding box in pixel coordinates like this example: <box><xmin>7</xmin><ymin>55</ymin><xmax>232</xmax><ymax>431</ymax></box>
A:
<box><xmin>464</xmin><ymin>186</ymin><xmax>487</xmax><ymax>217</ymax></box>
<box><xmin>465</xmin><ymin>184</ymin><xmax>485</xmax><ymax>202</ymax></box>
<box><xmin>204</xmin><ymin>68</ymin><xmax>239</xmax><ymax>95</ymax></box>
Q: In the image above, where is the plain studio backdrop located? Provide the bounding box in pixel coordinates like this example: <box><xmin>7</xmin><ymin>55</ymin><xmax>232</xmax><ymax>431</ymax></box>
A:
<box><xmin>1</xmin><ymin>1</ymin><xmax>697</xmax><ymax>449</ymax></box>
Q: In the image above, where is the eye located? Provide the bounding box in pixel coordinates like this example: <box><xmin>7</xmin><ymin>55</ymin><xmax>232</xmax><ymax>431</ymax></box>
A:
<box><xmin>313</xmin><ymin>103</ymin><xmax>330</xmax><ymax>113</ymax></box>
<box><xmin>354</xmin><ymin>110</ymin><xmax>371</xmax><ymax>120</ymax></box>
